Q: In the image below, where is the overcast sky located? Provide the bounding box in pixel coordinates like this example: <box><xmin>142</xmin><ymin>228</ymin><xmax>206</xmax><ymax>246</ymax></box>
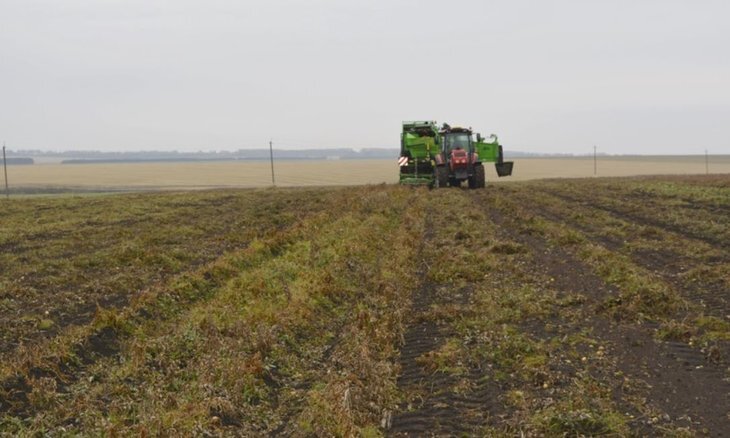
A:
<box><xmin>1</xmin><ymin>0</ymin><xmax>729</xmax><ymax>154</ymax></box>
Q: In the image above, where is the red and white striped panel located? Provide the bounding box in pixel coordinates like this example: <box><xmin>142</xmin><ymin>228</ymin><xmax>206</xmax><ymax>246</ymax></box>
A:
<box><xmin>398</xmin><ymin>156</ymin><xmax>409</xmax><ymax>166</ymax></box>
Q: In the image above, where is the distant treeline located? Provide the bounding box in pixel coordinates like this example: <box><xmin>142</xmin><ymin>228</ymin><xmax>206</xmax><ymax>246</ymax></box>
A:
<box><xmin>3</xmin><ymin>157</ymin><xmax>34</xmax><ymax>165</ymax></box>
<box><xmin>32</xmin><ymin>148</ymin><xmax>401</xmax><ymax>163</ymax></box>
<box><xmin>236</xmin><ymin>148</ymin><xmax>398</xmax><ymax>160</ymax></box>
<box><xmin>62</xmin><ymin>158</ymin><xmax>239</xmax><ymax>164</ymax></box>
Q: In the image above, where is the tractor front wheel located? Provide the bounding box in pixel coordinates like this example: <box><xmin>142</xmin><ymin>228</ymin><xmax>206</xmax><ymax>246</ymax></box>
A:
<box><xmin>469</xmin><ymin>164</ymin><xmax>485</xmax><ymax>189</ymax></box>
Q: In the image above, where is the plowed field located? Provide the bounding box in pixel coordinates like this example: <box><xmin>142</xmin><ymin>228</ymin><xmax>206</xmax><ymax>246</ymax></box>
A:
<box><xmin>1</xmin><ymin>175</ymin><xmax>728</xmax><ymax>436</ymax></box>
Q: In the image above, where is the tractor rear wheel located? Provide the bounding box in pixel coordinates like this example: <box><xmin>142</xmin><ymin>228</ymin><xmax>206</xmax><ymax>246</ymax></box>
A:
<box><xmin>469</xmin><ymin>164</ymin><xmax>485</xmax><ymax>189</ymax></box>
<box><xmin>435</xmin><ymin>166</ymin><xmax>448</xmax><ymax>188</ymax></box>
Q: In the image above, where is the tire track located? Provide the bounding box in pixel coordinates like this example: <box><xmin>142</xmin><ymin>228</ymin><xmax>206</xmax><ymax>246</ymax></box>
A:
<box><xmin>388</xmin><ymin>209</ymin><xmax>501</xmax><ymax>436</ymax></box>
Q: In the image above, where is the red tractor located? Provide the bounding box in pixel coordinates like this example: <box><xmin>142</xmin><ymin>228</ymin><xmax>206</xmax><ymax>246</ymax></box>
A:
<box><xmin>434</xmin><ymin>124</ymin><xmax>507</xmax><ymax>188</ymax></box>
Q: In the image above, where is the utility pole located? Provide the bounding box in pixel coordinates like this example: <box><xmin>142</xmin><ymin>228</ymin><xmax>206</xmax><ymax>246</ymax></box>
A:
<box><xmin>593</xmin><ymin>145</ymin><xmax>597</xmax><ymax>176</ymax></box>
<box><xmin>3</xmin><ymin>142</ymin><xmax>8</xmax><ymax>199</ymax></box>
<box><xmin>705</xmin><ymin>149</ymin><xmax>709</xmax><ymax>175</ymax></box>
<box><xmin>269</xmin><ymin>140</ymin><xmax>275</xmax><ymax>186</ymax></box>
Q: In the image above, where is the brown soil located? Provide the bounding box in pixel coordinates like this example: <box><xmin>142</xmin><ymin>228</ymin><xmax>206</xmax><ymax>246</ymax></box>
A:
<box><xmin>2</xmin><ymin>177</ymin><xmax>728</xmax><ymax>435</ymax></box>
<box><xmin>388</xmin><ymin>179</ymin><xmax>729</xmax><ymax>436</ymax></box>
<box><xmin>479</xmin><ymin>197</ymin><xmax>729</xmax><ymax>434</ymax></box>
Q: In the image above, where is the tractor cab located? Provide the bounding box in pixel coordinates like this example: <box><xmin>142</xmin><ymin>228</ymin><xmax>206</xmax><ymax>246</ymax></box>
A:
<box><xmin>438</xmin><ymin>125</ymin><xmax>479</xmax><ymax>185</ymax></box>
<box><xmin>440</xmin><ymin>125</ymin><xmax>474</xmax><ymax>154</ymax></box>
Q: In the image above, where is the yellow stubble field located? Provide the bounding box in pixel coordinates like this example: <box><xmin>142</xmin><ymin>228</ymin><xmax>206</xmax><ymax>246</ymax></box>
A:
<box><xmin>5</xmin><ymin>155</ymin><xmax>730</xmax><ymax>190</ymax></box>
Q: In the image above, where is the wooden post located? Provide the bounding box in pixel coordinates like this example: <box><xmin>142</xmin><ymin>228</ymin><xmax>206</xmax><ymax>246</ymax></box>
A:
<box><xmin>3</xmin><ymin>142</ymin><xmax>8</xmax><ymax>199</ymax></box>
<box><xmin>269</xmin><ymin>140</ymin><xmax>275</xmax><ymax>186</ymax></box>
